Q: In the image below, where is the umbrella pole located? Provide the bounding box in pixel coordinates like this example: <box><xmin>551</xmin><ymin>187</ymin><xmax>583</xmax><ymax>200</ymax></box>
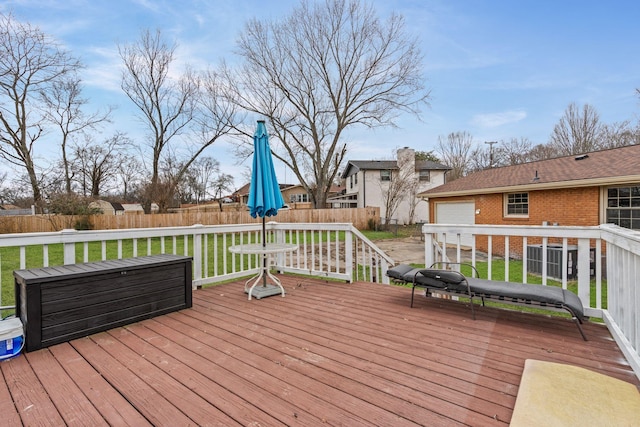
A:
<box><xmin>262</xmin><ymin>216</ymin><xmax>267</xmax><ymax>287</ymax></box>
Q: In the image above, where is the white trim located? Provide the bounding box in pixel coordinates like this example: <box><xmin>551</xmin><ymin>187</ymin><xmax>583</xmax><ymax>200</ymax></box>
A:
<box><xmin>423</xmin><ymin>175</ymin><xmax>640</xmax><ymax>198</ymax></box>
<box><xmin>503</xmin><ymin>192</ymin><xmax>529</xmax><ymax>219</ymax></box>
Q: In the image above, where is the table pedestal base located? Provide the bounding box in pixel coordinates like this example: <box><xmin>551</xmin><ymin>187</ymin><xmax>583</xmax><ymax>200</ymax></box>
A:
<box><xmin>244</xmin><ymin>267</ymin><xmax>286</xmax><ymax>300</ymax></box>
<box><xmin>229</xmin><ymin>243</ymin><xmax>297</xmax><ymax>301</ymax></box>
<box><xmin>245</xmin><ymin>283</ymin><xmax>285</xmax><ymax>299</ymax></box>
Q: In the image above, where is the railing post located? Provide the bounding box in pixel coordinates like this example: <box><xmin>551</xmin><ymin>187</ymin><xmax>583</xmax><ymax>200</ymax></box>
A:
<box><xmin>345</xmin><ymin>228</ymin><xmax>353</xmax><ymax>282</ymax></box>
<box><xmin>577</xmin><ymin>237</ymin><xmax>591</xmax><ymax>306</ymax></box>
<box><xmin>425</xmin><ymin>232</ymin><xmax>434</xmax><ymax>267</ymax></box>
<box><xmin>61</xmin><ymin>229</ymin><xmax>77</xmax><ymax>265</ymax></box>
<box><xmin>269</xmin><ymin>221</ymin><xmax>285</xmax><ymax>270</ymax></box>
<box><xmin>191</xmin><ymin>224</ymin><xmax>203</xmax><ymax>287</ymax></box>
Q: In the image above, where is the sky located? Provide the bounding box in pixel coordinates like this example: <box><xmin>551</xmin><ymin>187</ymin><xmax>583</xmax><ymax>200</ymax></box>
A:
<box><xmin>3</xmin><ymin>0</ymin><xmax>640</xmax><ymax>189</ymax></box>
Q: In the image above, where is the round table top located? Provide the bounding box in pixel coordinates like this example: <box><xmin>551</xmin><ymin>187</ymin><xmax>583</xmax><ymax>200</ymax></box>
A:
<box><xmin>228</xmin><ymin>243</ymin><xmax>298</xmax><ymax>254</ymax></box>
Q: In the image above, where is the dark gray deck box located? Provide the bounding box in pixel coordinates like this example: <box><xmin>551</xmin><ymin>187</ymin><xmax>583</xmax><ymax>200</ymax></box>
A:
<box><xmin>14</xmin><ymin>254</ymin><xmax>192</xmax><ymax>352</ymax></box>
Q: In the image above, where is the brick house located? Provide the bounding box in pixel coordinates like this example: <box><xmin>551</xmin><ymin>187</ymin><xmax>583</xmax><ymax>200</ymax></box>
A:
<box><xmin>418</xmin><ymin>144</ymin><xmax>640</xmax><ymax>251</ymax></box>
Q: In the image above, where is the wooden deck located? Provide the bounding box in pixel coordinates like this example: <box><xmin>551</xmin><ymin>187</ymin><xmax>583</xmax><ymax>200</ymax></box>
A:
<box><xmin>2</xmin><ymin>276</ymin><xmax>638</xmax><ymax>426</ymax></box>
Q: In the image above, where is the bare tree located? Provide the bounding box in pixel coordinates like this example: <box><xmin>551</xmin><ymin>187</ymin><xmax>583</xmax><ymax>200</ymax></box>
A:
<box><xmin>176</xmin><ymin>156</ymin><xmax>221</xmax><ymax>204</ymax></box>
<box><xmin>468</xmin><ymin>145</ymin><xmax>491</xmax><ymax>172</ymax></box>
<box><xmin>528</xmin><ymin>143</ymin><xmax>560</xmax><ymax>161</ymax></box>
<box><xmin>119</xmin><ymin>30</ymin><xmax>238</xmax><ymax>212</ymax></box>
<box><xmin>119</xmin><ymin>29</ymin><xmax>197</xmax><ymax>212</ymax></box>
<box><xmin>497</xmin><ymin>137</ymin><xmax>534</xmax><ymax>165</ymax></box>
<box><xmin>116</xmin><ymin>156</ymin><xmax>144</xmax><ymax>202</ymax></box>
<box><xmin>379</xmin><ymin>148</ymin><xmax>418</xmax><ymax>225</ymax></box>
<box><xmin>72</xmin><ymin>133</ymin><xmax>128</xmax><ymax>197</ymax></box>
<box><xmin>40</xmin><ymin>74</ymin><xmax>112</xmax><ymax>194</ymax></box>
<box><xmin>600</xmin><ymin>120</ymin><xmax>639</xmax><ymax>149</ymax></box>
<box><xmin>211</xmin><ymin>173</ymin><xmax>235</xmax><ymax>207</ymax></box>
<box><xmin>0</xmin><ymin>171</ymin><xmax>9</xmax><ymax>204</ymax></box>
<box><xmin>436</xmin><ymin>131</ymin><xmax>474</xmax><ymax>181</ymax></box>
<box><xmin>549</xmin><ymin>103</ymin><xmax>603</xmax><ymax>155</ymax></box>
<box><xmin>224</xmin><ymin>0</ymin><xmax>430</xmax><ymax>208</ymax></box>
<box><xmin>0</xmin><ymin>13</ymin><xmax>81</xmax><ymax>211</ymax></box>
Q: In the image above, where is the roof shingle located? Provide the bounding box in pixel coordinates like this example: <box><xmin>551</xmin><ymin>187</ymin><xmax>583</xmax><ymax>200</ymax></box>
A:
<box><xmin>421</xmin><ymin>144</ymin><xmax>640</xmax><ymax>197</ymax></box>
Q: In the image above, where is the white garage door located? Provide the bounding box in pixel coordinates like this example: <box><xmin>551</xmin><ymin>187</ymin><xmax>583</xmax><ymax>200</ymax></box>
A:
<box><xmin>435</xmin><ymin>202</ymin><xmax>475</xmax><ymax>247</ymax></box>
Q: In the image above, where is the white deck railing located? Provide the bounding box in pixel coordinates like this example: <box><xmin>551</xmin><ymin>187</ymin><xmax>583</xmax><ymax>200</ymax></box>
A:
<box><xmin>0</xmin><ymin>222</ymin><xmax>394</xmax><ymax>311</ymax></box>
<box><xmin>421</xmin><ymin>222</ymin><xmax>640</xmax><ymax>378</ymax></box>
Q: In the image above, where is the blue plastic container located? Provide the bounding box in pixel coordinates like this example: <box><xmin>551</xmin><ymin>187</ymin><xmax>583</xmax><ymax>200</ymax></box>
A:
<box><xmin>0</xmin><ymin>318</ymin><xmax>24</xmax><ymax>361</ymax></box>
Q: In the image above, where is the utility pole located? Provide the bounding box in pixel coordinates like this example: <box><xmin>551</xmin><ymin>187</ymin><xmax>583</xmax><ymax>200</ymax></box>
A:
<box><xmin>485</xmin><ymin>141</ymin><xmax>498</xmax><ymax>168</ymax></box>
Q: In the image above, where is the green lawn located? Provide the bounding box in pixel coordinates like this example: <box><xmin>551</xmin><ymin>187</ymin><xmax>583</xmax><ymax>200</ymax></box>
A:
<box><xmin>0</xmin><ymin>229</ymin><xmax>362</xmax><ymax>317</ymax></box>
<box><xmin>1</xmin><ymin>227</ymin><xmax>605</xmax><ymax>320</ymax></box>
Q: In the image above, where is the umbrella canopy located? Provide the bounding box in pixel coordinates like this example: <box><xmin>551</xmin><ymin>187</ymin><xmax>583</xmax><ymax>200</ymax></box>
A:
<box><xmin>247</xmin><ymin>120</ymin><xmax>285</xmax><ymax>219</ymax></box>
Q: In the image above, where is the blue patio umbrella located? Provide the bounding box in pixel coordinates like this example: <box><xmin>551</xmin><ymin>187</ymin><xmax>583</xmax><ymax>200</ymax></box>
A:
<box><xmin>247</xmin><ymin>120</ymin><xmax>285</xmax><ymax>292</ymax></box>
<box><xmin>247</xmin><ymin>120</ymin><xmax>285</xmax><ymax>221</ymax></box>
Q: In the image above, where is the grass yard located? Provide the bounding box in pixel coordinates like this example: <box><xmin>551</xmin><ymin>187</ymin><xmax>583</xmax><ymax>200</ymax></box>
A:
<box><xmin>1</xmin><ymin>226</ymin><xmax>605</xmax><ymax>320</ymax></box>
<box><xmin>0</xmin><ymin>229</ymin><xmax>376</xmax><ymax>317</ymax></box>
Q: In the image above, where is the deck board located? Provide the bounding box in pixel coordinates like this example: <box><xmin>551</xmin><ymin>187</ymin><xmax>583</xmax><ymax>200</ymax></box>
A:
<box><xmin>1</xmin><ymin>276</ymin><xmax>638</xmax><ymax>426</ymax></box>
<box><xmin>48</xmin><ymin>343</ymin><xmax>152</xmax><ymax>427</ymax></box>
<box><xmin>24</xmin><ymin>349</ymin><xmax>106</xmax><ymax>426</ymax></box>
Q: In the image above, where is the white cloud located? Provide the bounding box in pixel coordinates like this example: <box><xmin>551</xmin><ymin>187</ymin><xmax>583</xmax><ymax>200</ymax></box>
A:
<box><xmin>471</xmin><ymin>110</ymin><xmax>527</xmax><ymax>128</ymax></box>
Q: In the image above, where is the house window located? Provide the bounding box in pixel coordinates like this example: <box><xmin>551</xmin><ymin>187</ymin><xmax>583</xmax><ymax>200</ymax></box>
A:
<box><xmin>380</xmin><ymin>170</ymin><xmax>391</xmax><ymax>181</ymax></box>
<box><xmin>606</xmin><ymin>185</ymin><xmax>640</xmax><ymax>230</ymax></box>
<box><xmin>505</xmin><ymin>192</ymin><xmax>528</xmax><ymax>216</ymax></box>
<box><xmin>419</xmin><ymin>170</ymin><xmax>430</xmax><ymax>182</ymax></box>
<box><xmin>290</xmin><ymin>193</ymin><xmax>309</xmax><ymax>203</ymax></box>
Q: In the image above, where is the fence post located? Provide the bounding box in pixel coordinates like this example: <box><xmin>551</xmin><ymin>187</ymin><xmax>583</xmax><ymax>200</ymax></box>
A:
<box><xmin>61</xmin><ymin>229</ymin><xmax>77</xmax><ymax>265</ymax></box>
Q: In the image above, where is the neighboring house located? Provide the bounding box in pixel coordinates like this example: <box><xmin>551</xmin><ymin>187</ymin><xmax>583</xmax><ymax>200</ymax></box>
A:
<box><xmin>419</xmin><ymin>144</ymin><xmax>640</xmax><ymax>246</ymax></box>
<box><xmin>120</xmin><ymin>203</ymin><xmax>159</xmax><ymax>214</ymax></box>
<box><xmin>89</xmin><ymin>200</ymin><xmax>125</xmax><ymax>215</ymax></box>
<box><xmin>232</xmin><ymin>183</ymin><xmax>251</xmax><ymax>205</ymax></box>
<box><xmin>234</xmin><ymin>183</ymin><xmax>296</xmax><ymax>206</ymax></box>
<box><xmin>280</xmin><ymin>184</ymin><xmax>344</xmax><ymax>209</ymax></box>
<box><xmin>330</xmin><ymin>147</ymin><xmax>450</xmax><ymax>224</ymax></box>
<box><xmin>280</xmin><ymin>184</ymin><xmax>311</xmax><ymax>208</ymax></box>
<box><xmin>0</xmin><ymin>205</ymin><xmax>32</xmax><ymax>216</ymax></box>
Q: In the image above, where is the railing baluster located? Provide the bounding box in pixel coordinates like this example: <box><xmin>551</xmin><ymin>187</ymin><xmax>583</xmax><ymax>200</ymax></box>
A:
<box><xmin>522</xmin><ymin>236</ymin><xmax>528</xmax><ymax>283</ymax></box>
<box><xmin>504</xmin><ymin>236</ymin><xmax>509</xmax><ymax>281</ymax></box>
<box><xmin>487</xmin><ymin>235</ymin><xmax>493</xmax><ymax>280</ymax></box>
<box><xmin>20</xmin><ymin>246</ymin><xmax>26</xmax><ymax>269</ymax></box>
<box><xmin>43</xmin><ymin>244</ymin><xmax>49</xmax><ymax>267</ymax></box>
<box><xmin>541</xmin><ymin>236</ymin><xmax>548</xmax><ymax>286</ymax></box>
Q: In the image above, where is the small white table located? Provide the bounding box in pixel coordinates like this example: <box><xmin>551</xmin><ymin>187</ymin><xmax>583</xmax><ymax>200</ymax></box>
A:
<box><xmin>228</xmin><ymin>243</ymin><xmax>298</xmax><ymax>300</ymax></box>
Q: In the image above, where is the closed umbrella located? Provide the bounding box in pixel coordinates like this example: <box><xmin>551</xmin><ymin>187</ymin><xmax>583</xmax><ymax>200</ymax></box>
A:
<box><xmin>246</xmin><ymin>120</ymin><xmax>286</xmax><ymax>297</ymax></box>
<box><xmin>248</xmin><ymin>120</ymin><xmax>285</xmax><ymax>220</ymax></box>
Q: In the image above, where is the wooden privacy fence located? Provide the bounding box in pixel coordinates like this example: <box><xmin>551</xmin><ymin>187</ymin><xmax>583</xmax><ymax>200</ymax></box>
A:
<box><xmin>0</xmin><ymin>207</ymin><xmax>379</xmax><ymax>233</ymax></box>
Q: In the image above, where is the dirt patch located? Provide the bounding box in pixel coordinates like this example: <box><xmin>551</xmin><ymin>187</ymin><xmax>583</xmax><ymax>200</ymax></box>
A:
<box><xmin>373</xmin><ymin>236</ymin><xmax>427</xmax><ymax>265</ymax></box>
<box><xmin>373</xmin><ymin>236</ymin><xmax>483</xmax><ymax>265</ymax></box>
